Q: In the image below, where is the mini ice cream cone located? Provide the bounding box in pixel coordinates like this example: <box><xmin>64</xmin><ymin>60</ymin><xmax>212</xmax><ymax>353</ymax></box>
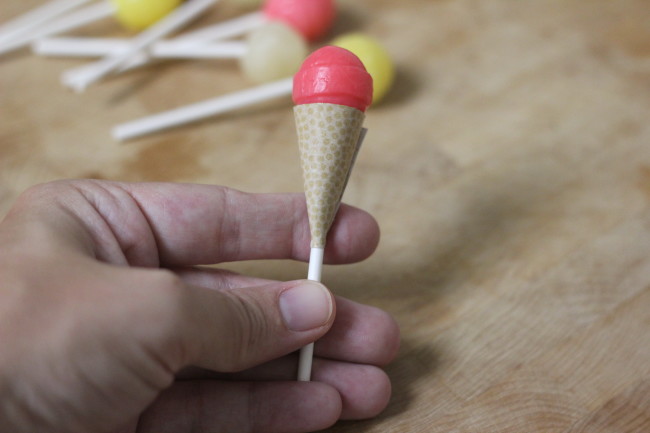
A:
<box><xmin>291</xmin><ymin>46</ymin><xmax>373</xmax><ymax>382</ymax></box>
<box><xmin>294</xmin><ymin>103</ymin><xmax>365</xmax><ymax>248</ymax></box>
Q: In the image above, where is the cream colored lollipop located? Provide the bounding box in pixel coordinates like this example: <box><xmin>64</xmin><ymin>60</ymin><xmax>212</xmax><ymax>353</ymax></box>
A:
<box><xmin>35</xmin><ymin>21</ymin><xmax>307</xmax><ymax>85</ymax></box>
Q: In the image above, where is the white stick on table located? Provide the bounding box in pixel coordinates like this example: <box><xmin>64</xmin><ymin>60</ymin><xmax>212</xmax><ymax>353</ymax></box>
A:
<box><xmin>0</xmin><ymin>0</ymin><xmax>93</xmax><ymax>46</ymax></box>
<box><xmin>112</xmin><ymin>77</ymin><xmax>293</xmax><ymax>141</ymax></box>
<box><xmin>172</xmin><ymin>11</ymin><xmax>265</xmax><ymax>43</ymax></box>
<box><xmin>62</xmin><ymin>0</ymin><xmax>219</xmax><ymax>92</ymax></box>
<box><xmin>34</xmin><ymin>36</ymin><xmax>247</xmax><ymax>60</ymax></box>
<box><xmin>33</xmin><ymin>36</ymin><xmax>130</xmax><ymax>57</ymax></box>
<box><xmin>297</xmin><ymin>247</ymin><xmax>325</xmax><ymax>382</ymax></box>
<box><xmin>0</xmin><ymin>1</ymin><xmax>113</xmax><ymax>56</ymax></box>
<box><xmin>151</xmin><ymin>40</ymin><xmax>247</xmax><ymax>59</ymax></box>
<box><xmin>32</xmin><ymin>37</ymin><xmax>247</xmax><ymax>59</ymax></box>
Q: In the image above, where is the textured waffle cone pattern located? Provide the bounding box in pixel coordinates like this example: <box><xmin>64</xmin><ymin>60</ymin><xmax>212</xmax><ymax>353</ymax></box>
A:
<box><xmin>294</xmin><ymin>103</ymin><xmax>365</xmax><ymax>248</ymax></box>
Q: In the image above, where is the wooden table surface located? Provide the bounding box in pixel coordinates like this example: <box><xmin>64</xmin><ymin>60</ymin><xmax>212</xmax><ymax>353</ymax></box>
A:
<box><xmin>3</xmin><ymin>0</ymin><xmax>650</xmax><ymax>431</ymax></box>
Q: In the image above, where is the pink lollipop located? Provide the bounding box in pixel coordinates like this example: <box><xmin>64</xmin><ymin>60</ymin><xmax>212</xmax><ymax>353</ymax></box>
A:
<box><xmin>292</xmin><ymin>46</ymin><xmax>372</xmax><ymax>381</ymax></box>
<box><xmin>293</xmin><ymin>45</ymin><xmax>373</xmax><ymax>111</ymax></box>
<box><xmin>169</xmin><ymin>0</ymin><xmax>336</xmax><ymax>44</ymax></box>
<box><xmin>264</xmin><ymin>0</ymin><xmax>335</xmax><ymax>42</ymax></box>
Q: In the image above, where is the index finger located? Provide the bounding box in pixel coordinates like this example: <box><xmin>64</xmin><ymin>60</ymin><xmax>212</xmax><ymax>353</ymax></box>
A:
<box><xmin>34</xmin><ymin>181</ymin><xmax>378</xmax><ymax>267</ymax></box>
<box><xmin>123</xmin><ymin>183</ymin><xmax>379</xmax><ymax>266</ymax></box>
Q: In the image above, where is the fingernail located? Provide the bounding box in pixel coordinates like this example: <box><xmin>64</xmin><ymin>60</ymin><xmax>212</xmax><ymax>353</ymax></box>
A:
<box><xmin>279</xmin><ymin>281</ymin><xmax>333</xmax><ymax>332</ymax></box>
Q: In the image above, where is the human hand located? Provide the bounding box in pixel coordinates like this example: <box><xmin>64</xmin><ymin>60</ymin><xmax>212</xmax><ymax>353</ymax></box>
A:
<box><xmin>0</xmin><ymin>180</ymin><xmax>399</xmax><ymax>433</ymax></box>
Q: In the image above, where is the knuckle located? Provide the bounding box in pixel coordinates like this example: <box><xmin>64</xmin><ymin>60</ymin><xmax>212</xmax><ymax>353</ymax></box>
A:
<box><xmin>217</xmin><ymin>292</ymin><xmax>268</xmax><ymax>372</ymax></box>
<box><xmin>146</xmin><ymin>269</ymin><xmax>188</xmax><ymax>321</ymax></box>
<box><xmin>17</xmin><ymin>180</ymin><xmax>80</xmax><ymax>203</ymax></box>
<box><xmin>9</xmin><ymin>180</ymin><xmax>94</xmax><ymax>222</ymax></box>
<box><xmin>11</xmin><ymin>182</ymin><xmax>64</xmax><ymax>211</ymax></box>
<box><xmin>135</xmin><ymin>269</ymin><xmax>191</xmax><ymax>368</ymax></box>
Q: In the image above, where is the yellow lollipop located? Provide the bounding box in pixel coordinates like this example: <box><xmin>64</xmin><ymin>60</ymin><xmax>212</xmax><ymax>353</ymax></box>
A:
<box><xmin>111</xmin><ymin>0</ymin><xmax>183</xmax><ymax>30</ymax></box>
<box><xmin>332</xmin><ymin>33</ymin><xmax>395</xmax><ymax>105</ymax></box>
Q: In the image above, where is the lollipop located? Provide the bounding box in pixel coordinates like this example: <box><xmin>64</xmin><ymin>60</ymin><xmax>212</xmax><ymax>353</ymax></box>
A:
<box><xmin>292</xmin><ymin>46</ymin><xmax>373</xmax><ymax>381</ymax></box>
<box><xmin>35</xmin><ymin>21</ymin><xmax>308</xmax><ymax>84</ymax></box>
<box><xmin>61</xmin><ymin>0</ymin><xmax>219</xmax><ymax>92</ymax></box>
<box><xmin>147</xmin><ymin>19</ymin><xmax>309</xmax><ymax>83</ymax></box>
<box><xmin>333</xmin><ymin>33</ymin><xmax>395</xmax><ymax>104</ymax></box>
<box><xmin>0</xmin><ymin>0</ymin><xmax>182</xmax><ymax>56</ymax></box>
<box><xmin>169</xmin><ymin>0</ymin><xmax>335</xmax><ymax>44</ymax></box>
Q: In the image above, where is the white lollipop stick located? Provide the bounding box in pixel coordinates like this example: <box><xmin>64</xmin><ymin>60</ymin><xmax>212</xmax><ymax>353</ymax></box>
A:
<box><xmin>0</xmin><ymin>0</ymin><xmax>92</xmax><ymax>46</ymax></box>
<box><xmin>151</xmin><ymin>40</ymin><xmax>247</xmax><ymax>59</ymax></box>
<box><xmin>112</xmin><ymin>77</ymin><xmax>293</xmax><ymax>141</ymax></box>
<box><xmin>33</xmin><ymin>36</ymin><xmax>247</xmax><ymax>60</ymax></box>
<box><xmin>62</xmin><ymin>0</ymin><xmax>218</xmax><ymax>92</ymax></box>
<box><xmin>172</xmin><ymin>11</ymin><xmax>265</xmax><ymax>43</ymax></box>
<box><xmin>297</xmin><ymin>247</ymin><xmax>324</xmax><ymax>382</ymax></box>
<box><xmin>0</xmin><ymin>1</ymin><xmax>113</xmax><ymax>56</ymax></box>
<box><xmin>33</xmin><ymin>36</ymin><xmax>150</xmax><ymax>71</ymax></box>
<box><xmin>33</xmin><ymin>37</ymin><xmax>130</xmax><ymax>57</ymax></box>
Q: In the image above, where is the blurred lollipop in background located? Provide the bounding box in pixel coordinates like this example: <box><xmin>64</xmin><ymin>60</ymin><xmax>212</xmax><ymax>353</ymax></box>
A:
<box><xmin>333</xmin><ymin>33</ymin><xmax>396</xmax><ymax>104</ymax></box>
<box><xmin>170</xmin><ymin>0</ymin><xmax>335</xmax><ymax>43</ymax></box>
<box><xmin>34</xmin><ymin>20</ymin><xmax>308</xmax><ymax>84</ymax></box>
<box><xmin>157</xmin><ymin>19</ymin><xmax>309</xmax><ymax>83</ymax></box>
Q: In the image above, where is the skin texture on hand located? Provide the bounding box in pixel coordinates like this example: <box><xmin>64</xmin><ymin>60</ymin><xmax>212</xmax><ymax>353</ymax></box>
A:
<box><xmin>0</xmin><ymin>180</ymin><xmax>400</xmax><ymax>433</ymax></box>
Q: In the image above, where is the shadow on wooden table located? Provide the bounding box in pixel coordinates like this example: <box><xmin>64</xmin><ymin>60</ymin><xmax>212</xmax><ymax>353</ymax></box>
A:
<box><xmin>327</xmin><ymin>338</ymin><xmax>440</xmax><ymax>433</ymax></box>
<box><xmin>377</xmin><ymin>66</ymin><xmax>423</xmax><ymax>109</ymax></box>
<box><xmin>324</xmin><ymin>135</ymin><xmax>566</xmax><ymax>430</ymax></box>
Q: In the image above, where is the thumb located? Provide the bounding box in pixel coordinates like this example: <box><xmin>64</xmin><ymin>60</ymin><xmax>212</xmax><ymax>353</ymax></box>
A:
<box><xmin>181</xmin><ymin>279</ymin><xmax>335</xmax><ymax>372</ymax></box>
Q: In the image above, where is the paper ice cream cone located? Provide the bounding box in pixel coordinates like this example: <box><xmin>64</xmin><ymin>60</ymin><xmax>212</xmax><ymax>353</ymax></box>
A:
<box><xmin>294</xmin><ymin>102</ymin><xmax>365</xmax><ymax>248</ymax></box>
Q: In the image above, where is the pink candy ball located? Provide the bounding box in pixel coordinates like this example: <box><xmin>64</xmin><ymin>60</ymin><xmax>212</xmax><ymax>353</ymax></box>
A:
<box><xmin>263</xmin><ymin>0</ymin><xmax>335</xmax><ymax>42</ymax></box>
<box><xmin>293</xmin><ymin>46</ymin><xmax>373</xmax><ymax>112</ymax></box>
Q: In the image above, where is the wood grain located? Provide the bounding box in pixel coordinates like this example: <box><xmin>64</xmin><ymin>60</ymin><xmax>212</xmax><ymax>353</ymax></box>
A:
<box><xmin>2</xmin><ymin>0</ymin><xmax>650</xmax><ymax>431</ymax></box>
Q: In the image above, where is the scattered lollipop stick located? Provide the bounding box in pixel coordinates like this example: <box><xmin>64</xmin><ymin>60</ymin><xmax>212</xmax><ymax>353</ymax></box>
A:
<box><xmin>152</xmin><ymin>40</ymin><xmax>247</xmax><ymax>59</ymax></box>
<box><xmin>0</xmin><ymin>1</ymin><xmax>114</xmax><ymax>56</ymax></box>
<box><xmin>171</xmin><ymin>10</ymin><xmax>265</xmax><ymax>43</ymax></box>
<box><xmin>0</xmin><ymin>0</ymin><xmax>92</xmax><ymax>47</ymax></box>
<box><xmin>112</xmin><ymin>77</ymin><xmax>293</xmax><ymax>141</ymax></box>
<box><xmin>32</xmin><ymin>11</ymin><xmax>262</xmax><ymax>62</ymax></box>
<box><xmin>32</xmin><ymin>36</ymin><xmax>151</xmax><ymax>72</ymax></box>
<box><xmin>61</xmin><ymin>0</ymin><xmax>219</xmax><ymax>92</ymax></box>
<box><xmin>33</xmin><ymin>36</ymin><xmax>247</xmax><ymax>60</ymax></box>
<box><xmin>33</xmin><ymin>37</ymin><xmax>131</xmax><ymax>57</ymax></box>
